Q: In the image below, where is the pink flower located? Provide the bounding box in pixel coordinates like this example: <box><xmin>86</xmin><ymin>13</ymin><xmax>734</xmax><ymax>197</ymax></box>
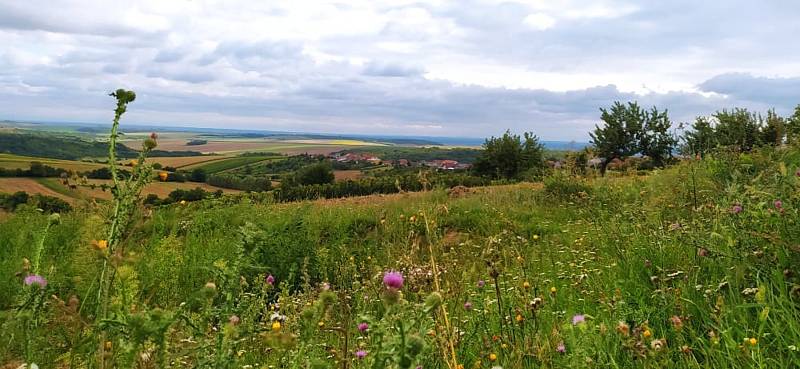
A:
<box><xmin>774</xmin><ymin>200</ymin><xmax>783</xmax><ymax>210</ymax></box>
<box><xmin>731</xmin><ymin>204</ymin><xmax>743</xmax><ymax>214</ymax></box>
<box><xmin>571</xmin><ymin>314</ymin><xmax>585</xmax><ymax>325</ymax></box>
<box><xmin>383</xmin><ymin>271</ymin><xmax>404</xmax><ymax>289</ymax></box>
<box><xmin>24</xmin><ymin>274</ymin><xmax>47</xmax><ymax>288</ymax></box>
<box><xmin>358</xmin><ymin>322</ymin><xmax>369</xmax><ymax>332</ymax></box>
<box><xmin>228</xmin><ymin>315</ymin><xmax>240</xmax><ymax>325</ymax></box>
<box><xmin>266</xmin><ymin>274</ymin><xmax>275</xmax><ymax>285</ymax></box>
<box><xmin>557</xmin><ymin>342</ymin><xmax>566</xmax><ymax>353</ymax></box>
<box><xmin>355</xmin><ymin>350</ymin><xmax>367</xmax><ymax>359</ymax></box>
<box><xmin>464</xmin><ymin>301</ymin><xmax>473</xmax><ymax>311</ymax></box>
<box><xmin>477</xmin><ymin>280</ymin><xmax>485</xmax><ymax>288</ymax></box>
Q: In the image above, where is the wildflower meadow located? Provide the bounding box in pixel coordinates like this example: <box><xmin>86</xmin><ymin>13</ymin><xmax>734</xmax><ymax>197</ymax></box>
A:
<box><xmin>1</xmin><ymin>91</ymin><xmax>800</xmax><ymax>368</ymax></box>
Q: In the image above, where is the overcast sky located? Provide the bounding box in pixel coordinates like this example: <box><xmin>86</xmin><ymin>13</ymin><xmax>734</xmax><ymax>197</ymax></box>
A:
<box><xmin>1</xmin><ymin>0</ymin><xmax>799</xmax><ymax>140</ymax></box>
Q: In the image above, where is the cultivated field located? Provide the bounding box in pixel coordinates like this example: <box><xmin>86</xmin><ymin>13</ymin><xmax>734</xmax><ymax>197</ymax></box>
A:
<box><xmin>0</xmin><ymin>177</ymin><xmax>240</xmax><ymax>202</ymax></box>
<box><xmin>123</xmin><ymin>138</ymin><xmax>377</xmax><ymax>155</ymax></box>
<box><xmin>0</xmin><ymin>154</ymin><xmax>105</xmax><ymax>172</ymax></box>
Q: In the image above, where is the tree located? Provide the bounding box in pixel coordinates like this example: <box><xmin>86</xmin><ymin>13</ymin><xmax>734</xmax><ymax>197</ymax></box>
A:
<box><xmin>682</xmin><ymin>116</ymin><xmax>716</xmax><ymax>158</ymax></box>
<box><xmin>640</xmin><ymin>106</ymin><xmax>677</xmax><ymax>166</ymax></box>
<box><xmin>761</xmin><ymin>109</ymin><xmax>785</xmax><ymax>146</ymax></box>
<box><xmin>472</xmin><ymin>130</ymin><xmax>545</xmax><ymax>179</ymax></box>
<box><xmin>590</xmin><ymin>101</ymin><xmax>644</xmax><ymax>175</ymax></box>
<box><xmin>189</xmin><ymin>168</ymin><xmax>207</xmax><ymax>182</ymax></box>
<box><xmin>785</xmin><ymin>105</ymin><xmax>800</xmax><ymax>145</ymax></box>
<box><xmin>713</xmin><ymin>108</ymin><xmax>762</xmax><ymax>151</ymax></box>
<box><xmin>289</xmin><ymin>162</ymin><xmax>335</xmax><ymax>186</ymax></box>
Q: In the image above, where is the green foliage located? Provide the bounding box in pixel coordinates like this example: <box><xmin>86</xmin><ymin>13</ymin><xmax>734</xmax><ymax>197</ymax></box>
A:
<box><xmin>342</xmin><ymin>146</ymin><xmax>483</xmax><ymax>163</ymax></box>
<box><xmin>286</xmin><ymin>161</ymin><xmax>335</xmax><ymax>186</ymax></box>
<box><xmin>207</xmin><ymin>173</ymin><xmax>272</xmax><ymax>192</ymax></box>
<box><xmin>591</xmin><ymin>101</ymin><xmax>676</xmax><ymax>174</ymax></box>
<box><xmin>472</xmin><ymin>130</ymin><xmax>545</xmax><ymax>179</ymax></box>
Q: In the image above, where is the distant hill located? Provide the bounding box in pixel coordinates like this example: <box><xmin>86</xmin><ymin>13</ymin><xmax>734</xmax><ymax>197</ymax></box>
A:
<box><xmin>0</xmin><ymin>132</ymin><xmax>203</xmax><ymax>160</ymax></box>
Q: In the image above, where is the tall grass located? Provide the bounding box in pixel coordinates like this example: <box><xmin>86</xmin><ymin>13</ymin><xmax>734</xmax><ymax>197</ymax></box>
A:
<box><xmin>1</xmin><ymin>94</ymin><xmax>799</xmax><ymax>367</ymax></box>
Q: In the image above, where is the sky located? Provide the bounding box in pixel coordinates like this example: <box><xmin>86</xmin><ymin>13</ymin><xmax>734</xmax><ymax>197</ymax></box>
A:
<box><xmin>1</xmin><ymin>0</ymin><xmax>799</xmax><ymax>140</ymax></box>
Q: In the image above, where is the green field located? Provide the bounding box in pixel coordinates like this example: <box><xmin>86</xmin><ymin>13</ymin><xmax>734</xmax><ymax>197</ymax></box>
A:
<box><xmin>2</xmin><ymin>147</ymin><xmax>800</xmax><ymax>368</ymax></box>
<box><xmin>0</xmin><ymin>153</ymin><xmax>105</xmax><ymax>172</ymax></box>
<box><xmin>185</xmin><ymin>155</ymin><xmax>285</xmax><ymax>173</ymax></box>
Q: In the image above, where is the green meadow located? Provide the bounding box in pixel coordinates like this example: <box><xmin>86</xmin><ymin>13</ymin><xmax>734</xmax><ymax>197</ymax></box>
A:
<box><xmin>2</xmin><ymin>146</ymin><xmax>799</xmax><ymax>368</ymax></box>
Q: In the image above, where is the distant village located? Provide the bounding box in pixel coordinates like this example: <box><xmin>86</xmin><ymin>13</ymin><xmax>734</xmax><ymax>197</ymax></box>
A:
<box><xmin>329</xmin><ymin>152</ymin><xmax>472</xmax><ymax>170</ymax></box>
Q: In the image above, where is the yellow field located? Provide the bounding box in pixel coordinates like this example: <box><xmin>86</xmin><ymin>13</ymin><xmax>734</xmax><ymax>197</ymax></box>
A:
<box><xmin>0</xmin><ymin>154</ymin><xmax>105</xmax><ymax>172</ymax></box>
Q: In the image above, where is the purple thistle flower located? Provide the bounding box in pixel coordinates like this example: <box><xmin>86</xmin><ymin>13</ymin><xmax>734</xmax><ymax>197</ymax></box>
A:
<box><xmin>571</xmin><ymin>314</ymin><xmax>585</xmax><ymax>325</ymax></box>
<box><xmin>358</xmin><ymin>322</ymin><xmax>369</xmax><ymax>332</ymax></box>
<box><xmin>774</xmin><ymin>200</ymin><xmax>783</xmax><ymax>209</ymax></box>
<box><xmin>464</xmin><ymin>301</ymin><xmax>473</xmax><ymax>311</ymax></box>
<box><xmin>383</xmin><ymin>271</ymin><xmax>404</xmax><ymax>289</ymax></box>
<box><xmin>731</xmin><ymin>204</ymin><xmax>743</xmax><ymax>214</ymax></box>
<box><xmin>355</xmin><ymin>350</ymin><xmax>367</xmax><ymax>359</ymax></box>
<box><xmin>477</xmin><ymin>280</ymin><xmax>485</xmax><ymax>288</ymax></box>
<box><xmin>557</xmin><ymin>342</ymin><xmax>566</xmax><ymax>353</ymax></box>
<box><xmin>266</xmin><ymin>274</ymin><xmax>275</xmax><ymax>285</ymax></box>
<box><xmin>24</xmin><ymin>274</ymin><xmax>47</xmax><ymax>288</ymax></box>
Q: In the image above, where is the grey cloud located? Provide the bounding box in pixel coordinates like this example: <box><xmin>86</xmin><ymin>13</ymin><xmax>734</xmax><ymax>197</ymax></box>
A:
<box><xmin>363</xmin><ymin>62</ymin><xmax>423</xmax><ymax>77</ymax></box>
<box><xmin>698</xmin><ymin>73</ymin><xmax>800</xmax><ymax>110</ymax></box>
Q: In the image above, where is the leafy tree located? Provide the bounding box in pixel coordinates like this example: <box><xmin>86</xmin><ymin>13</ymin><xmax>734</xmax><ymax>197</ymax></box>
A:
<box><xmin>761</xmin><ymin>109</ymin><xmax>786</xmax><ymax>146</ymax></box>
<box><xmin>288</xmin><ymin>162</ymin><xmax>335</xmax><ymax>186</ymax></box>
<box><xmin>786</xmin><ymin>105</ymin><xmax>800</xmax><ymax>145</ymax></box>
<box><xmin>472</xmin><ymin>130</ymin><xmax>545</xmax><ymax>179</ymax></box>
<box><xmin>640</xmin><ymin>106</ymin><xmax>677</xmax><ymax>166</ymax></box>
<box><xmin>681</xmin><ymin>117</ymin><xmax>716</xmax><ymax>158</ymax></box>
<box><xmin>189</xmin><ymin>168</ymin><xmax>207</xmax><ymax>182</ymax></box>
<box><xmin>590</xmin><ymin>101</ymin><xmax>645</xmax><ymax>175</ymax></box>
<box><xmin>713</xmin><ymin>108</ymin><xmax>762</xmax><ymax>151</ymax></box>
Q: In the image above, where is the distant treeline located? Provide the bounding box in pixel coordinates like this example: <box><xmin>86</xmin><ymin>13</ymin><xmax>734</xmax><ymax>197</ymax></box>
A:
<box><xmin>0</xmin><ymin>132</ymin><xmax>202</xmax><ymax>160</ymax></box>
<box><xmin>272</xmin><ymin>172</ymin><xmax>492</xmax><ymax>202</ymax></box>
<box><xmin>0</xmin><ymin>191</ymin><xmax>71</xmax><ymax>213</ymax></box>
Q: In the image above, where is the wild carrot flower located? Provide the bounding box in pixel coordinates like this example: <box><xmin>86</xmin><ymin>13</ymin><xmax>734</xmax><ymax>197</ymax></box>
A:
<box><xmin>571</xmin><ymin>314</ymin><xmax>585</xmax><ymax>325</ymax></box>
<box><xmin>355</xmin><ymin>350</ymin><xmax>367</xmax><ymax>359</ymax></box>
<box><xmin>266</xmin><ymin>274</ymin><xmax>275</xmax><ymax>285</ymax></box>
<box><xmin>24</xmin><ymin>275</ymin><xmax>47</xmax><ymax>288</ymax></box>
<box><xmin>358</xmin><ymin>322</ymin><xmax>369</xmax><ymax>332</ymax></box>
<box><xmin>383</xmin><ymin>271</ymin><xmax>404</xmax><ymax>289</ymax></box>
<box><xmin>556</xmin><ymin>342</ymin><xmax>566</xmax><ymax>353</ymax></box>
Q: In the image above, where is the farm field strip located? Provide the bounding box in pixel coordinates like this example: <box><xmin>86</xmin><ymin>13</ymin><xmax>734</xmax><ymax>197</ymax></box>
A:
<box><xmin>0</xmin><ymin>154</ymin><xmax>105</xmax><ymax>171</ymax></box>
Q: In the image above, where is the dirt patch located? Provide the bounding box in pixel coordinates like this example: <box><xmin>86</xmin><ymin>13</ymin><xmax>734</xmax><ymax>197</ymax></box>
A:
<box><xmin>334</xmin><ymin>170</ymin><xmax>362</xmax><ymax>181</ymax></box>
<box><xmin>0</xmin><ymin>178</ymin><xmax>76</xmax><ymax>202</ymax></box>
<box><xmin>144</xmin><ymin>155</ymin><xmax>229</xmax><ymax>168</ymax></box>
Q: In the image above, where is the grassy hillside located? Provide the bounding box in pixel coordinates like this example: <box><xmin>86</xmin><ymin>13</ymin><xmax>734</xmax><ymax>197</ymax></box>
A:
<box><xmin>1</xmin><ymin>148</ymin><xmax>799</xmax><ymax>368</ymax></box>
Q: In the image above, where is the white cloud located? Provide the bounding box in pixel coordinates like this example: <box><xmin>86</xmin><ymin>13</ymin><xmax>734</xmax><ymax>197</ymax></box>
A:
<box><xmin>523</xmin><ymin>13</ymin><xmax>556</xmax><ymax>30</ymax></box>
<box><xmin>0</xmin><ymin>0</ymin><xmax>799</xmax><ymax>140</ymax></box>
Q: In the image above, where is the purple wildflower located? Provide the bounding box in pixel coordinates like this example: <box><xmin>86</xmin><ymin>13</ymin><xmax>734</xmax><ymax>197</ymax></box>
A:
<box><xmin>464</xmin><ymin>301</ymin><xmax>473</xmax><ymax>311</ymax></box>
<box><xmin>774</xmin><ymin>200</ymin><xmax>783</xmax><ymax>210</ymax></box>
<box><xmin>731</xmin><ymin>204</ymin><xmax>743</xmax><ymax>214</ymax></box>
<box><xmin>383</xmin><ymin>271</ymin><xmax>404</xmax><ymax>289</ymax></box>
<box><xmin>355</xmin><ymin>350</ymin><xmax>367</xmax><ymax>359</ymax></box>
<box><xmin>358</xmin><ymin>322</ymin><xmax>369</xmax><ymax>332</ymax></box>
<box><xmin>571</xmin><ymin>314</ymin><xmax>586</xmax><ymax>325</ymax></box>
<box><xmin>477</xmin><ymin>280</ymin><xmax>485</xmax><ymax>288</ymax></box>
<box><xmin>24</xmin><ymin>274</ymin><xmax>47</xmax><ymax>288</ymax></box>
<box><xmin>266</xmin><ymin>274</ymin><xmax>275</xmax><ymax>285</ymax></box>
<box><xmin>557</xmin><ymin>342</ymin><xmax>566</xmax><ymax>353</ymax></box>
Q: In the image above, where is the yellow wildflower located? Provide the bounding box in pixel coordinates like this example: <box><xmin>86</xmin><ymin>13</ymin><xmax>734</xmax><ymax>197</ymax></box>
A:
<box><xmin>271</xmin><ymin>321</ymin><xmax>281</xmax><ymax>332</ymax></box>
<box><xmin>488</xmin><ymin>353</ymin><xmax>497</xmax><ymax>362</ymax></box>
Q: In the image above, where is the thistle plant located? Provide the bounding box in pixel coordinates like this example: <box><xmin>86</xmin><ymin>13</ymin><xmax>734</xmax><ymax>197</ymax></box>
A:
<box><xmin>95</xmin><ymin>89</ymin><xmax>160</xmax><ymax>368</ymax></box>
